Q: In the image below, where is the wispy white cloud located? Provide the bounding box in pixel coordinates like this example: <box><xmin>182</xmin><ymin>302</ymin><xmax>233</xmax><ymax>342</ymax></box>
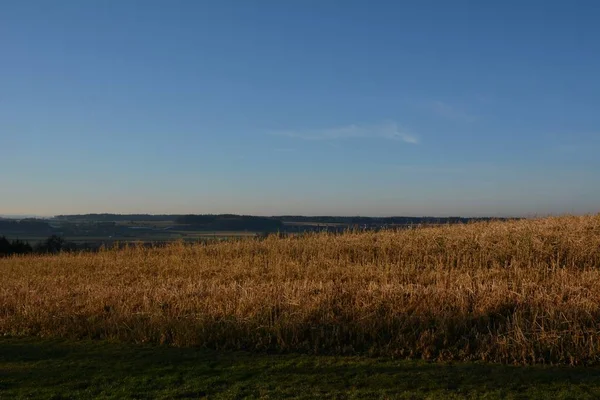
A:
<box><xmin>431</xmin><ymin>101</ymin><xmax>477</xmax><ymax>122</ymax></box>
<box><xmin>271</xmin><ymin>121</ymin><xmax>419</xmax><ymax>144</ymax></box>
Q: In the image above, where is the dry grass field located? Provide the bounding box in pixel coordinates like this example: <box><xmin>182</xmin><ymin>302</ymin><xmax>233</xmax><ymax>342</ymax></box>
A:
<box><xmin>2</xmin><ymin>215</ymin><xmax>600</xmax><ymax>365</ymax></box>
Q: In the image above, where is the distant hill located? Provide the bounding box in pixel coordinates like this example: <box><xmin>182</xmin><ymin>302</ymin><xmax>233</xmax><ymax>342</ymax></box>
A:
<box><xmin>0</xmin><ymin>219</ymin><xmax>53</xmax><ymax>234</ymax></box>
<box><xmin>175</xmin><ymin>214</ymin><xmax>283</xmax><ymax>232</ymax></box>
<box><xmin>52</xmin><ymin>213</ymin><xmax>511</xmax><ymax>231</ymax></box>
<box><xmin>54</xmin><ymin>213</ymin><xmax>510</xmax><ymax>222</ymax></box>
<box><xmin>54</xmin><ymin>214</ymin><xmax>175</xmax><ymax>222</ymax></box>
<box><xmin>54</xmin><ymin>214</ymin><xmax>284</xmax><ymax>232</ymax></box>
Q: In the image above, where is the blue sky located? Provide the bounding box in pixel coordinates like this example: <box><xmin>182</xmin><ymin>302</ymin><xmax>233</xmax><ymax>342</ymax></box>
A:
<box><xmin>1</xmin><ymin>0</ymin><xmax>599</xmax><ymax>217</ymax></box>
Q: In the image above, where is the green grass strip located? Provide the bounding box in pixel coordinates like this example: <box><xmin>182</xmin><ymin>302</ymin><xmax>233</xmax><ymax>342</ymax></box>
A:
<box><xmin>2</xmin><ymin>337</ymin><xmax>600</xmax><ymax>399</ymax></box>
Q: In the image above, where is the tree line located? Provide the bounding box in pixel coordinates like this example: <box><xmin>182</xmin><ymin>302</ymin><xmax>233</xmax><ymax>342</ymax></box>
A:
<box><xmin>0</xmin><ymin>235</ymin><xmax>81</xmax><ymax>257</ymax></box>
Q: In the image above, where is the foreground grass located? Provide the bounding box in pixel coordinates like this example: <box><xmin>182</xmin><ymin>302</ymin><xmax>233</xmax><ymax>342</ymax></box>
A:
<box><xmin>2</xmin><ymin>338</ymin><xmax>600</xmax><ymax>399</ymax></box>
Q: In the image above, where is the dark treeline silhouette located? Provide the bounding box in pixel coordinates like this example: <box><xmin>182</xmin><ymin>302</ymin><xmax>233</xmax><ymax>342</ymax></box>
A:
<box><xmin>0</xmin><ymin>236</ymin><xmax>33</xmax><ymax>256</ymax></box>
<box><xmin>0</xmin><ymin>235</ymin><xmax>98</xmax><ymax>257</ymax></box>
<box><xmin>0</xmin><ymin>235</ymin><xmax>239</xmax><ymax>257</ymax></box>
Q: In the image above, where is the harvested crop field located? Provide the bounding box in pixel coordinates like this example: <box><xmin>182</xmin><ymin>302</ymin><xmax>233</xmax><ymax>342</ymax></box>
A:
<box><xmin>2</xmin><ymin>215</ymin><xmax>600</xmax><ymax>364</ymax></box>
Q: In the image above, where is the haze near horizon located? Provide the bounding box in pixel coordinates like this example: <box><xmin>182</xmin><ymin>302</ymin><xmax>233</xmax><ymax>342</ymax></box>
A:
<box><xmin>2</xmin><ymin>1</ymin><xmax>599</xmax><ymax>217</ymax></box>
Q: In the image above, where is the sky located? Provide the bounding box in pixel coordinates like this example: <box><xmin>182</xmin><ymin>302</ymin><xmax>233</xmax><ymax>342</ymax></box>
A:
<box><xmin>1</xmin><ymin>0</ymin><xmax>599</xmax><ymax>217</ymax></box>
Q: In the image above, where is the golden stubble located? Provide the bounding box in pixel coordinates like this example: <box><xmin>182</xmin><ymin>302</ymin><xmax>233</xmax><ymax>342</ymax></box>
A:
<box><xmin>2</xmin><ymin>215</ymin><xmax>600</xmax><ymax>364</ymax></box>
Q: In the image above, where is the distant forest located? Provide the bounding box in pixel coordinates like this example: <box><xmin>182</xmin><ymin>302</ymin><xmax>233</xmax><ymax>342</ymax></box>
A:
<box><xmin>0</xmin><ymin>235</ymin><xmax>84</xmax><ymax>256</ymax></box>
